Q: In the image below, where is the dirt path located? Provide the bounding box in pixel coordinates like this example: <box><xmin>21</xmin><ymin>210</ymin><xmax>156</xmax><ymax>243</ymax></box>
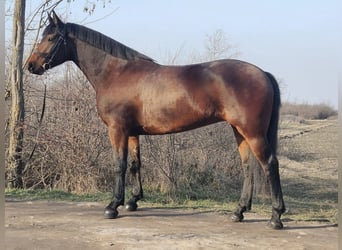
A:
<box><xmin>5</xmin><ymin>201</ymin><xmax>337</xmax><ymax>250</ymax></box>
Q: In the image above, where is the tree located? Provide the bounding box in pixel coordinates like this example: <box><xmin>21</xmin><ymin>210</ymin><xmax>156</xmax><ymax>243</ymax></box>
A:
<box><xmin>192</xmin><ymin>29</ymin><xmax>240</xmax><ymax>63</ymax></box>
<box><xmin>5</xmin><ymin>0</ymin><xmax>111</xmax><ymax>188</ymax></box>
<box><xmin>7</xmin><ymin>0</ymin><xmax>26</xmax><ymax>188</ymax></box>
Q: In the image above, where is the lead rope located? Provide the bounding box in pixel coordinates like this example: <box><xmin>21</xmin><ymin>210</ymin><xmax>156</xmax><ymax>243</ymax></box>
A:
<box><xmin>23</xmin><ymin>82</ymin><xmax>47</xmax><ymax>173</ymax></box>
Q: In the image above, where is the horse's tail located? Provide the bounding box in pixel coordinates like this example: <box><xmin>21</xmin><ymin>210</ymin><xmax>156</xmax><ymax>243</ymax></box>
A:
<box><xmin>265</xmin><ymin>72</ymin><xmax>281</xmax><ymax>154</ymax></box>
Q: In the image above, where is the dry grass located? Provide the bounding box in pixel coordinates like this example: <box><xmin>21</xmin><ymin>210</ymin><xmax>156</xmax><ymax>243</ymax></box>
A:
<box><xmin>277</xmin><ymin>118</ymin><xmax>338</xmax><ymax>223</ymax></box>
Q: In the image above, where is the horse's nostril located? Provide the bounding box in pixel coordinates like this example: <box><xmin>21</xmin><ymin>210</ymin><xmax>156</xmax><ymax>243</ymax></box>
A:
<box><xmin>28</xmin><ymin>62</ymin><xmax>33</xmax><ymax>71</ymax></box>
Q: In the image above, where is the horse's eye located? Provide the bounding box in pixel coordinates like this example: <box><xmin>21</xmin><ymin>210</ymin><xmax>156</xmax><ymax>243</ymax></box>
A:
<box><xmin>48</xmin><ymin>35</ymin><xmax>57</xmax><ymax>41</ymax></box>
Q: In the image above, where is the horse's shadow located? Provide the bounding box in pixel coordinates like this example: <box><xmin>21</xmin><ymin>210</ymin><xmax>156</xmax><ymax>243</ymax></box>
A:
<box><xmin>118</xmin><ymin>208</ymin><xmax>338</xmax><ymax>231</ymax></box>
<box><xmin>118</xmin><ymin>207</ymin><xmax>216</xmax><ymax>218</ymax></box>
<box><xmin>283</xmin><ymin>223</ymin><xmax>337</xmax><ymax>230</ymax></box>
<box><xmin>233</xmin><ymin>217</ymin><xmax>337</xmax><ymax>230</ymax></box>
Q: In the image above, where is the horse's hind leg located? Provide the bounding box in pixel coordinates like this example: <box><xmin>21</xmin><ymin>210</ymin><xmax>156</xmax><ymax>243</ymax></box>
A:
<box><xmin>125</xmin><ymin>136</ymin><xmax>143</xmax><ymax>211</ymax></box>
<box><xmin>231</xmin><ymin>128</ymin><xmax>254</xmax><ymax>222</ymax></box>
<box><xmin>247</xmin><ymin>136</ymin><xmax>285</xmax><ymax>229</ymax></box>
<box><xmin>265</xmin><ymin>153</ymin><xmax>285</xmax><ymax>229</ymax></box>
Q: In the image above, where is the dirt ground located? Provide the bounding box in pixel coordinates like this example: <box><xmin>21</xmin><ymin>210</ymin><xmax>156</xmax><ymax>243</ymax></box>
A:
<box><xmin>5</xmin><ymin>119</ymin><xmax>338</xmax><ymax>250</ymax></box>
<box><xmin>5</xmin><ymin>201</ymin><xmax>338</xmax><ymax>250</ymax></box>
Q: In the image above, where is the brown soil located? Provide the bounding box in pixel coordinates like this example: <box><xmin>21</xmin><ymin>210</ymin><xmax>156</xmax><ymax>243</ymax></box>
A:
<box><xmin>5</xmin><ymin>201</ymin><xmax>337</xmax><ymax>250</ymax></box>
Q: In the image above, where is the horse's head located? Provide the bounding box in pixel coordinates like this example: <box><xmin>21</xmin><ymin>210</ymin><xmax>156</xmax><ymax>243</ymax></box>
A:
<box><xmin>27</xmin><ymin>11</ymin><xmax>68</xmax><ymax>75</ymax></box>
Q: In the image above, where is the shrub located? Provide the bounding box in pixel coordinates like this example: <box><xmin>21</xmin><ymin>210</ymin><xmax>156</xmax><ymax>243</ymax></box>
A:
<box><xmin>280</xmin><ymin>102</ymin><xmax>337</xmax><ymax>120</ymax></box>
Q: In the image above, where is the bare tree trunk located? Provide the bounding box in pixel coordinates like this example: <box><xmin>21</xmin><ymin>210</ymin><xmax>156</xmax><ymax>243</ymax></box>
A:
<box><xmin>7</xmin><ymin>0</ymin><xmax>26</xmax><ymax>188</ymax></box>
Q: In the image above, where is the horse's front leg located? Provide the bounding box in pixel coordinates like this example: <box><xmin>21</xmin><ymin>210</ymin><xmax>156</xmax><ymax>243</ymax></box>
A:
<box><xmin>104</xmin><ymin>126</ymin><xmax>128</xmax><ymax>219</ymax></box>
<box><xmin>231</xmin><ymin>129</ymin><xmax>254</xmax><ymax>222</ymax></box>
<box><xmin>125</xmin><ymin>136</ymin><xmax>143</xmax><ymax>211</ymax></box>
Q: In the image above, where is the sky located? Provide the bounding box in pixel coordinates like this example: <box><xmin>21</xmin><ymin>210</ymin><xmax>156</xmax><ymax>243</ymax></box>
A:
<box><xmin>22</xmin><ymin>1</ymin><xmax>342</xmax><ymax>108</ymax></box>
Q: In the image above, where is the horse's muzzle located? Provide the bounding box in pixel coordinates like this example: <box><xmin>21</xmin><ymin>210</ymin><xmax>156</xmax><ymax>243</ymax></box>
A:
<box><xmin>27</xmin><ymin>62</ymin><xmax>45</xmax><ymax>75</ymax></box>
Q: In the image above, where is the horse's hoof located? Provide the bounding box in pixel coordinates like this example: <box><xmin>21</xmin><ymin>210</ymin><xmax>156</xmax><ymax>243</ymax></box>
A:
<box><xmin>125</xmin><ymin>201</ymin><xmax>138</xmax><ymax>211</ymax></box>
<box><xmin>231</xmin><ymin>213</ymin><xmax>243</xmax><ymax>222</ymax></box>
<box><xmin>104</xmin><ymin>207</ymin><xmax>118</xmax><ymax>219</ymax></box>
<box><xmin>267</xmin><ymin>220</ymin><xmax>283</xmax><ymax>230</ymax></box>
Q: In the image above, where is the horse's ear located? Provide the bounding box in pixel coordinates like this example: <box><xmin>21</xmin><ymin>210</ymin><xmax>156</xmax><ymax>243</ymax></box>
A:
<box><xmin>50</xmin><ymin>10</ymin><xmax>64</xmax><ymax>28</ymax></box>
<box><xmin>48</xmin><ymin>12</ymin><xmax>53</xmax><ymax>24</ymax></box>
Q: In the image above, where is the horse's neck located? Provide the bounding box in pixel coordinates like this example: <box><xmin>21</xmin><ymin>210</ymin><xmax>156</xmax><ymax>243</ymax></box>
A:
<box><xmin>72</xmin><ymin>39</ymin><xmax>126</xmax><ymax>91</ymax></box>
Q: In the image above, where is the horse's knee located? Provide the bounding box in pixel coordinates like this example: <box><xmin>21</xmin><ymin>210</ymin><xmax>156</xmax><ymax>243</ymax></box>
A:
<box><xmin>113</xmin><ymin>161</ymin><xmax>127</xmax><ymax>175</ymax></box>
<box><xmin>129</xmin><ymin>160</ymin><xmax>139</xmax><ymax>175</ymax></box>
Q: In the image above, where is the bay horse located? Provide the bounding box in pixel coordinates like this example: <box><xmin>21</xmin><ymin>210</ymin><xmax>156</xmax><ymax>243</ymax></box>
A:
<box><xmin>27</xmin><ymin>11</ymin><xmax>285</xmax><ymax>229</ymax></box>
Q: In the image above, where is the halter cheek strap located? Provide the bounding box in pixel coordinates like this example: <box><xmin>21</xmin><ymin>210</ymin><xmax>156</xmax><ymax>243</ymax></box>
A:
<box><xmin>41</xmin><ymin>29</ymin><xmax>67</xmax><ymax>70</ymax></box>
